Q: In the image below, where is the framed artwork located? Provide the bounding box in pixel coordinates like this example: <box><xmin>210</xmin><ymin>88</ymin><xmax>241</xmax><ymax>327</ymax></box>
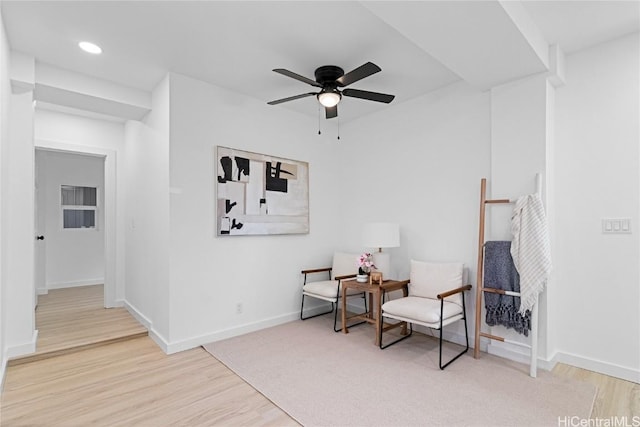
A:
<box><xmin>216</xmin><ymin>146</ymin><xmax>309</xmax><ymax>236</ymax></box>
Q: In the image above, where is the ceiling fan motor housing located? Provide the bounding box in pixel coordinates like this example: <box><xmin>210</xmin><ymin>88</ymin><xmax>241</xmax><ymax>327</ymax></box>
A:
<box><xmin>314</xmin><ymin>65</ymin><xmax>344</xmax><ymax>86</ymax></box>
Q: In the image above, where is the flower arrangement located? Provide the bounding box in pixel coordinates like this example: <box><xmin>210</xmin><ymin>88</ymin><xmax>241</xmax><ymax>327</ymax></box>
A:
<box><xmin>357</xmin><ymin>252</ymin><xmax>376</xmax><ymax>275</ymax></box>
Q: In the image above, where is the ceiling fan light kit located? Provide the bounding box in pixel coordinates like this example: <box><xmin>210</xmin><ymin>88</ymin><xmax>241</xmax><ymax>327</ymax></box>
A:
<box><xmin>268</xmin><ymin>61</ymin><xmax>395</xmax><ymax>121</ymax></box>
<box><xmin>317</xmin><ymin>90</ymin><xmax>341</xmax><ymax>107</ymax></box>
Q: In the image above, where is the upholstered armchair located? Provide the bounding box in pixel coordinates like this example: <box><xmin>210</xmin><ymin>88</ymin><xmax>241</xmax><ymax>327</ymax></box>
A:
<box><xmin>379</xmin><ymin>260</ymin><xmax>472</xmax><ymax>369</ymax></box>
<box><xmin>300</xmin><ymin>252</ymin><xmax>367</xmax><ymax>332</ymax></box>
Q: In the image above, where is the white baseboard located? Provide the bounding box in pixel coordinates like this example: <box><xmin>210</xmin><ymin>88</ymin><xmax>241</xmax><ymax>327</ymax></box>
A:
<box><xmin>303</xmin><ymin>302</ymin><xmax>341</xmax><ymax>320</ymax></box>
<box><xmin>6</xmin><ymin>329</ymin><xmax>39</xmax><ymax>360</ymax></box>
<box><xmin>153</xmin><ymin>302</ymin><xmax>334</xmax><ymax>355</ymax></box>
<box><xmin>123</xmin><ymin>300</ymin><xmax>170</xmax><ymax>353</ymax></box>
<box><xmin>47</xmin><ymin>279</ymin><xmax>104</xmax><ymax>290</ymax></box>
<box><xmin>118</xmin><ymin>296</ymin><xmax>639</xmax><ymax>385</ymax></box>
<box><xmin>486</xmin><ymin>341</ymin><xmax>556</xmax><ymax>371</ymax></box>
<box><xmin>0</xmin><ymin>352</ymin><xmax>7</xmax><ymax>393</ymax></box>
<box><xmin>164</xmin><ymin>310</ymin><xmax>303</xmax><ymax>355</ymax></box>
<box><xmin>148</xmin><ymin>328</ymin><xmax>170</xmax><ymax>353</ymax></box>
<box><xmin>484</xmin><ymin>343</ymin><xmax>640</xmax><ymax>382</ymax></box>
<box><xmin>36</xmin><ymin>288</ymin><xmax>48</xmax><ymax>295</ymax></box>
<box><xmin>391</xmin><ymin>320</ymin><xmax>557</xmax><ymax>373</ymax></box>
<box><xmin>552</xmin><ymin>351</ymin><xmax>640</xmax><ymax>384</ymax></box>
<box><xmin>124</xmin><ymin>301</ymin><xmax>302</xmax><ymax>354</ymax></box>
<box><xmin>123</xmin><ymin>300</ymin><xmax>152</xmax><ymax>329</ymax></box>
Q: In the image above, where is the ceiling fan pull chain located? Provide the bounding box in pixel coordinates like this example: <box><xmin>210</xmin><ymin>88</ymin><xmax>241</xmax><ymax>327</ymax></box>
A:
<box><xmin>337</xmin><ymin>116</ymin><xmax>340</xmax><ymax>140</ymax></box>
<box><xmin>318</xmin><ymin>104</ymin><xmax>322</xmax><ymax>135</ymax></box>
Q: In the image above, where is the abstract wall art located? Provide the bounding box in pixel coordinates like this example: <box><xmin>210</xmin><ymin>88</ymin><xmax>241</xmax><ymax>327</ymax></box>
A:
<box><xmin>216</xmin><ymin>146</ymin><xmax>309</xmax><ymax>236</ymax></box>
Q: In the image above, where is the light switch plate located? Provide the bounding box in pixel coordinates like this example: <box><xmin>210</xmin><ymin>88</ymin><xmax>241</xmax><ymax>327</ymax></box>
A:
<box><xmin>602</xmin><ymin>218</ymin><xmax>631</xmax><ymax>234</ymax></box>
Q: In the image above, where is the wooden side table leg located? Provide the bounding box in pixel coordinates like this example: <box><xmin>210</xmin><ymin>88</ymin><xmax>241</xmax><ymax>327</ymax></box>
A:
<box><xmin>375</xmin><ymin>288</ymin><xmax>382</xmax><ymax>346</ymax></box>
<box><xmin>341</xmin><ymin>283</ymin><xmax>348</xmax><ymax>334</ymax></box>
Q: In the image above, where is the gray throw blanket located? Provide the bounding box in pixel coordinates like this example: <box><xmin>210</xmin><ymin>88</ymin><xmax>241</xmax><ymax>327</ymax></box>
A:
<box><xmin>484</xmin><ymin>241</ymin><xmax>531</xmax><ymax>336</ymax></box>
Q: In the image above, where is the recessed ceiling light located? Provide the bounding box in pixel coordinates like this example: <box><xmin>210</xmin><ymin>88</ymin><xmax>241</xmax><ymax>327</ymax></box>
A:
<box><xmin>78</xmin><ymin>41</ymin><xmax>102</xmax><ymax>55</ymax></box>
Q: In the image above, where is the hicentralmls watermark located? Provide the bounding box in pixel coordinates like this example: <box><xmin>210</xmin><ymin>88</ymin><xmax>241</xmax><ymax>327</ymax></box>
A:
<box><xmin>558</xmin><ymin>416</ymin><xmax>640</xmax><ymax>427</ymax></box>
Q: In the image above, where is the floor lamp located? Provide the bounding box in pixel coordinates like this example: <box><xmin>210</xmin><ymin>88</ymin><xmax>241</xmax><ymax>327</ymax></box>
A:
<box><xmin>362</xmin><ymin>222</ymin><xmax>400</xmax><ymax>280</ymax></box>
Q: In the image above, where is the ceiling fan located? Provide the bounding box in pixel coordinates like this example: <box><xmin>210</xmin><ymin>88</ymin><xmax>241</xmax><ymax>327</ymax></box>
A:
<box><xmin>267</xmin><ymin>62</ymin><xmax>395</xmax><ymax>119</ymax></box>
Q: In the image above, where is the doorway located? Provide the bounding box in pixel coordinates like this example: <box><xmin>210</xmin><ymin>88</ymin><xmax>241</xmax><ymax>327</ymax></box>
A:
<box><xmin>34</xmin><ymin>149</ymin><xmax>106</xmax><ymax>299</ymax></box>
<box><xmin>34</xmin><ymin>141</ymin><xmax>118</xmax><ymax>308</ymax></box>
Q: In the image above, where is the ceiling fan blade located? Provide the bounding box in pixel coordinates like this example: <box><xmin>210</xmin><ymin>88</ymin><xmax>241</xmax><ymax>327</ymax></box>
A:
<box><xmin>336</xmin><ymin>62</ymin><xmax>381</xmax><ymax>87</ymax></box>
<box><xmin>343</xmin><ymin>88</ymin><xmax>395</xmax><ymax>104</ymax></box>
<box><xmin>273</xmin><ymin>69</ymin><xmax>322</xmax><ymax>88</ymax></box>
<box><xmin>267</xmin><ymin>92</ymin><xmax>316</xmax><ymax>105</ymax></box>
<box><xmin>325</xmin><ymin>105</ymin><xmax>337</xmax><ymax>119</ymax></box>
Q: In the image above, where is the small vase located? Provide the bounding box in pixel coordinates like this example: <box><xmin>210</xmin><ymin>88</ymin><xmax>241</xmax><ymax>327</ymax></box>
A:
<box><xmin>356</xmin><ymin>274</ymin><xmax>368</xmax><ymax>283</ymax></box>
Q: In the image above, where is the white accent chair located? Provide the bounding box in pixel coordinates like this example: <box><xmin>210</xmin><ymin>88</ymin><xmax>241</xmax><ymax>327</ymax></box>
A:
<box><xmin>379</xmin><ymin>260</ymin><xmax>472</xmax><ymax>369</ymax></box>
<box><xmin>301</xmin><ymin>252</ymin><xmax>367</xmax><ymax>332</ymax></box>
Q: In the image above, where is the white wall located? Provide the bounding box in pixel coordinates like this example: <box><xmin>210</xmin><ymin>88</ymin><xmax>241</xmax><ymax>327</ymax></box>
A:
<box><xmin>488</xmin><ymin>73</ymin><xmax>553</xmax><ymax>363</ymax></box>
<box><xmin>336</xmin><ymin>81</ymin><xmax>490</xmax><ymax>268</ymax></box>
<box><xmin>553</xmin><ymin>33</ymin><xmax>639</xmax><ymax>382</ymax></box>
<box><xmin>5</xmin><ymin>74</ymin><xmax>35</xmax><ymax>360</ymax></box>
<box><xmin>159</xmin><ymin>73</ymin><xmax>340</xmax><ymax>350</ymax></box>
<box><xmin>34</xmin><ymin>108</ymin><xmax>126</xmax><ymax>304</ymax></box>
<box><xmin>36</xmin><ymin>150</ymin><xmax>105</xmax><ymax>289</ymax></box>
<box><xmin>124</xmin><ymin>75</ymin><xmax>171</xmax><ymax>342</ymax></box>
<box><xmin>334</xmin><ymin>81</ymin><xmax>491</xmax><ymax>342</ymax></box>
<box><xmin>0</xmin><ymin>4</ymin><xmax>10</xmax><ymax>383</ymax></box>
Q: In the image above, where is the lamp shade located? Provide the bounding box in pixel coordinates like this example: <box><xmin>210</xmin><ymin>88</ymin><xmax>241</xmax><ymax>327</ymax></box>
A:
<box><xmin>362</xmin><ymin>222</ymin><xmax>400</xmax><ymax>250</ymax></box>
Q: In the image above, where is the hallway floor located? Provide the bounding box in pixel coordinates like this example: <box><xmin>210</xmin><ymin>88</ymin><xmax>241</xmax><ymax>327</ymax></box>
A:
<box><xmin>9</xmin><ymin>285</ymin><xmax>147</xmax><ymax>365</ymax></box>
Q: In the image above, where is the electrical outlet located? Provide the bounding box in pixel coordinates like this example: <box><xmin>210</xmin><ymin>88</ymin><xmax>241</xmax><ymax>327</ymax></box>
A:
<box><xmin>236</xmin><ymin>303</ymin><xmax>243</xmax><ymax>314</ymax></box>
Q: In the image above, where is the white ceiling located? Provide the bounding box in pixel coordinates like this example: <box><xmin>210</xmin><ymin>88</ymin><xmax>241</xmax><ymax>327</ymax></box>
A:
<box><xmin>1</xmin><ymin>1</ymin><xmax>638</xmax><ymax>123</ymax></box>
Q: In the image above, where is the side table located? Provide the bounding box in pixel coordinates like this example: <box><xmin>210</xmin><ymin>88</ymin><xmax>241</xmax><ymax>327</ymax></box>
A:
<box><xmin>341</xmin><ymin>279</ymin><xmax>409</xmax><ymax>346</ymax></box>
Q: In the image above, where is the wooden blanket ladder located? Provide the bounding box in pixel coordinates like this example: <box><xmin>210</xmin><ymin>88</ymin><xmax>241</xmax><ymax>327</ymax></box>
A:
<box><xmin>473</xmin><ymin>175</ymin><xmax>541</xmax><ymax>378</ymax></box>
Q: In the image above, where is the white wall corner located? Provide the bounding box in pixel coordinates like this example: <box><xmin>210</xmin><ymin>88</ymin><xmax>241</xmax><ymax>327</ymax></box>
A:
<box><xmin>5</xmin><ymin>329</ymin><xmax>38</xmax><ymax>359</ymax></box>
<box><xmin>9</xmin><ymin>50</ymin><xmax>34</xmax><ymax>94</ymax></box>
<box><xmin>547</xmin><ymin>44</ymin><xmax>566</xmax><ymax>88</ymax></box>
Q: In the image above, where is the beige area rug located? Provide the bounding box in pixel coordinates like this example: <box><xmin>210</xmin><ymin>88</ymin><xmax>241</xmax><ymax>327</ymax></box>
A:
<box><xmin>203</xmin><ymin>316</ymin><xmax>596</xmax><ymax>427</ymax></box>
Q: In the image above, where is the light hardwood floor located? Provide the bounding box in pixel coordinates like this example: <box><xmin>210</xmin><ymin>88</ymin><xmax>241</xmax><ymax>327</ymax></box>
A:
<box><xmin>1</xmin><ymin>336</ymin><xmax>297</xmax><ymax>426</ymax></box>
<box><xmin>1</xmin><ymin>286</ymin><xmax>637</xmax><ymax>425</ymax></box>
<box><xmin>2</xmin><ymin>285</ymin><xmax>297</xmax><ymax>426</ymax></box>
<box><xmin>552</xmin><ymin>363</ymin><xmax>640</xmax><ymax>419</ymax></box>
<box><xmin>9</xmin><ymin>285</ymin><xmax>148</xmax><ymax>365</ymax></box>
